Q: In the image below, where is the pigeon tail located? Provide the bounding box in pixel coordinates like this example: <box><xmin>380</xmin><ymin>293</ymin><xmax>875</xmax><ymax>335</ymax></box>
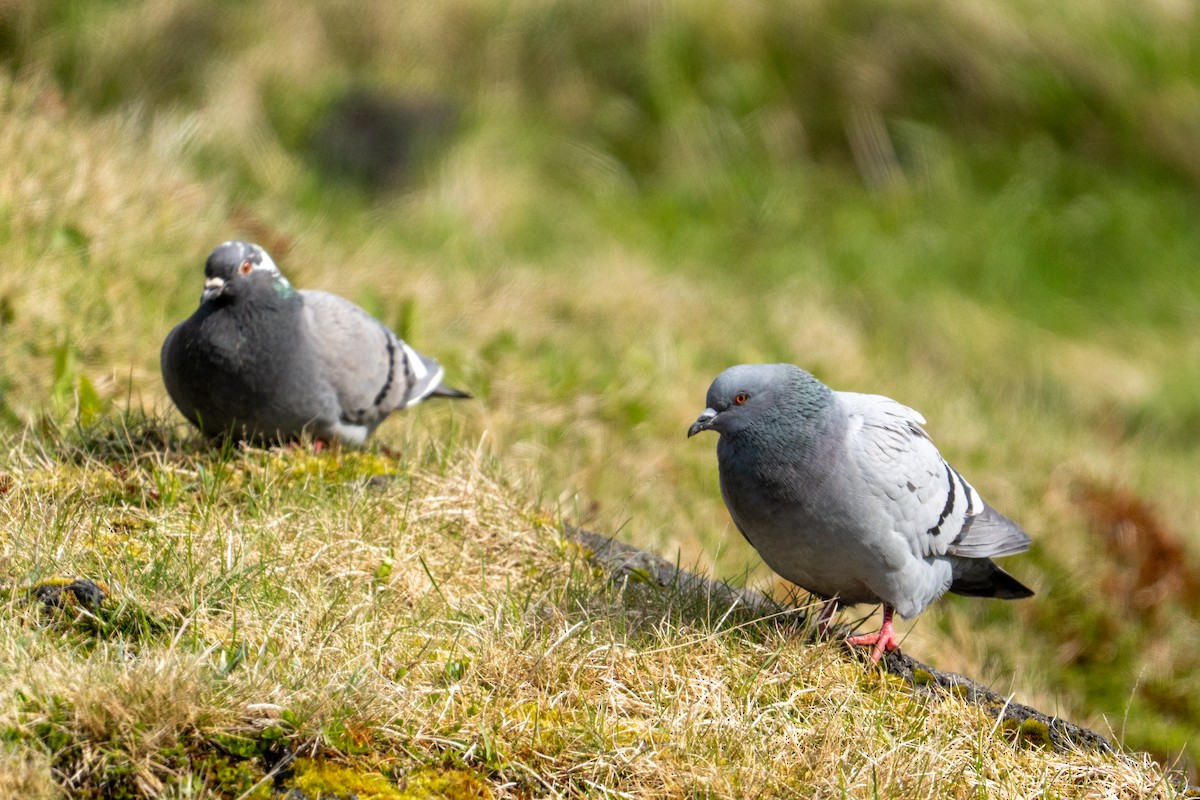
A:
<box><xmin>396</xmin><ymin>345</ymin><xmax>444</xmax><ymax>404</ymax></box>
<box><xmin>428</xmin><ymin>384</ymin><xmax>472</xmax><ymax>399</ymax></box>
<box><xmin>950</xmin><ymin>501</ymin><xmax>1032</xmax><ymax>558</ymax></box>
<box><xmin>948</xmin><ymin>558</ymin><xmax>1034</xmax><ymax>600</ymax></box>
<box><xmin>401</xmin><ymin>345</ymin><xmax>471</xmax><ymax>403</ymax></box>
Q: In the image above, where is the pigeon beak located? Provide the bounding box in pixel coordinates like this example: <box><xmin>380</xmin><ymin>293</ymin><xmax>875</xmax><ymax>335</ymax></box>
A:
<box><xmin>688</xmin><ymin>408</ymin><xmax>718</xmax><ymax>437</ymax></box>
<box><xmin>201</xmin><ymin>276</ymin><xmax>227</xmax><ymax>303</ymax></box>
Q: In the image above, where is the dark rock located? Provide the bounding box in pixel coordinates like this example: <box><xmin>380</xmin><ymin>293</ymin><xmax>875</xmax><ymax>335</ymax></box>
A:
<box><xmin>29</xmin><ymin>578</ymin><xmax>108</xmax><ymax>613</ymax></box>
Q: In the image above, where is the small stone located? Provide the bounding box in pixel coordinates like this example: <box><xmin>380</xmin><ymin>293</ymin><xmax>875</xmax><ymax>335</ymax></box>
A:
<box><xmin>30</xmin><ymin>578</ymin><xmax>108</xmax><ymax>612</ymax></box>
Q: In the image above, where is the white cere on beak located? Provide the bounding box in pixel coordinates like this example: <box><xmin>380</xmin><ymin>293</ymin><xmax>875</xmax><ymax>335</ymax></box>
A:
<box><xmin>201</xmin><ymin>275</ymin><xmax>227</xmax><ymax>303</ymax></box>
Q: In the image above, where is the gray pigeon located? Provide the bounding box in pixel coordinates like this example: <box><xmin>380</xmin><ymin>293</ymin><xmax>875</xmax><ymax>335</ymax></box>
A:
<box><xmin>161</xmin><ymin>241</ymin><xmax>469</xmax><ymax>445</ymax></box>
<box><xmin>688</xmin><ymin>363</ymin><xmax>1033</xmax><ymax>664</ymax></box>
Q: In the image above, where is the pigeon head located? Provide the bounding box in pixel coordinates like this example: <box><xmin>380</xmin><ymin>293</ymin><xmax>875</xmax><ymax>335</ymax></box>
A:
<box><xmin>688</xmin><ymin>363</ymin><xmax>828</xmax><ymax>438</ymax></box>
<box><xmin>201</xmin><ymin>241</ymin><xmax>291</xmax><ymax>303</ymax></box>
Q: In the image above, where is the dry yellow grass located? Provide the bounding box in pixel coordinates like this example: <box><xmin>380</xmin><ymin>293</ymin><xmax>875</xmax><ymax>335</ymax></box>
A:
<box><xmin>0</xmin><ymin>427</ymin><xmax>1179</xmax><ymax>798</ymax></box>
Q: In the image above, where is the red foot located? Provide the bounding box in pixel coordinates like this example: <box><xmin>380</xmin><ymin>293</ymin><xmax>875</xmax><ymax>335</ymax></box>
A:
<box><xmin>846</xmin><ymin>604</ymin><xmax>900</xmax><ymax>665</ymax></box>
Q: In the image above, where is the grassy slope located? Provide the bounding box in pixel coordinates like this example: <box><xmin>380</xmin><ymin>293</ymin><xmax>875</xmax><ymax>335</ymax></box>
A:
<box><xmin>0</xmin><ymin>426</ymin><xmax>1175</xmax><ymax>798</ymax></box>
<box><xmin>0</xmin><ymin>0</ymin><xmax>1197</xmax><ymax>794</ymax></box>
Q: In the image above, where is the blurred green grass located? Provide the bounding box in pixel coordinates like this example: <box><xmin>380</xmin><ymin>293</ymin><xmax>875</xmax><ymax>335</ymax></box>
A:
<box><xmin>1</xmin><ymin>0</ymin><xmax>1198</xmax><ymax>779</ymax></box>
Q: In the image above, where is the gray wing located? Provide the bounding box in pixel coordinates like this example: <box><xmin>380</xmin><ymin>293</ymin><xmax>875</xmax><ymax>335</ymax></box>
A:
<box><xmin>836</xmin><ymin>391</ymin><xmax>1031</xmax><ymax>560</ymax></box>
<box><xmin>300</xmin><ymin>290</ymin><xmax>446</xmax><ymax>425</ymax></box>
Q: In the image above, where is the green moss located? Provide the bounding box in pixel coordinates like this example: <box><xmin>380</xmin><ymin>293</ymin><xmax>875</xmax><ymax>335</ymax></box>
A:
<box><xmin>911</xmin><ymin>668</ymin><xmax>935</xmax><ymax>688</ymax></box>
<box><xmin>282</xmin><ymin>760</ymin><xmax>493</xmax><ymax>800</ymax></box>
<box><xmin>278</xmin><ymin>450</ymin><xmax>396</xmax><ymax>483</ymax></box>
<box><xmin>622</xmin><ymin>567</ymin><xmax>658</xmax><ymax>587</ymax></box>
<box><xmin>948</xmin><ymin>683</ymin><xmax>972</xmax><ymax>701</ymax></box>
<box><xmin>398</xmin><ymin>768</ymin><xmax>492</xmax><ymax>800</ymax></box>
<box><xmin>999</xmin><ymin>716</ymin><xmax>1054</xmax><ymax>748</ymax></box>
<box><xmin>287</xmin><ymin>758</ymin><xmax>404</xmax><ymax>799</ymax></box>
<box><xmin>1017</xmin><ymin>718</ymin><xmax>1053</xmax><ymax>748</ymax></box>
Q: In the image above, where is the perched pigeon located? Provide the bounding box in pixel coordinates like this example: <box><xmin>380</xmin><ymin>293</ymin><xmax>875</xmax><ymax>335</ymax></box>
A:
<box><xmin>688</xmin><ymin>363</ymin><xmax>1033</xmax><ymax>664</ymax></box>
<box><xmin>162</xmin><ymin>241</ymin><xmax>469</xmax><ymax>445</ymax></box>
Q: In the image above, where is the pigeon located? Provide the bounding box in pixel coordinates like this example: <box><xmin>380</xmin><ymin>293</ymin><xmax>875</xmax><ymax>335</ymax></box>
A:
<box><xmin>688</xmin><ymin>363</ymin><xmax>1033</xmax><ymax>664</ymax></box>
<box><xmin>162</xmin><ymin>240</ymin><xmax>469</xmax><ymax>446</ymax></box>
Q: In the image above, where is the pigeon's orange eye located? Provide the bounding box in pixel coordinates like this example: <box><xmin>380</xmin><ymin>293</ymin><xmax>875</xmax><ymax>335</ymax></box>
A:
<box><xmin>239</xmin><ymin>260</ymin><xmax>253</xmax><ymax>276</ymax></box>
<box><xmin>733</xmin><ymin>392</ymin><xmax>749</xmax><ymax>405</ymax></box>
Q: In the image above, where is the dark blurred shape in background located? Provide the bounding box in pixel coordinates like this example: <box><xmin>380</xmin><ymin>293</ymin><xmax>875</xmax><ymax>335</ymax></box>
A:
<box><xmin>309</xmin><ymin>89</ymin><xmax>457</xmax><ymax>193</ymax></box>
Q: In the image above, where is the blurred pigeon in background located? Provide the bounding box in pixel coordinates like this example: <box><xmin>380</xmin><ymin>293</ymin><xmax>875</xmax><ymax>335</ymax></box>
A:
<box><xmin>688</xmin><ymin>363</ymin><xmax>1033</xmax><ymax>664</ymax></box>
<box><xmin>162</xmin><ymin>241</ymin><xmax>469</xmax><ymax>445</ymax></box>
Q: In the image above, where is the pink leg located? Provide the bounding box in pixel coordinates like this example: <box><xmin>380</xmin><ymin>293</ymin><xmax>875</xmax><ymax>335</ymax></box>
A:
<box><xmin>815</xmin><ymin>598</ymin><xmax>839</xmax><ymax>638</ymax></box>
<box><xmin>846</xmin><ymin>604</ymin><xmax>900</xmax><ymax>664</ymax></box>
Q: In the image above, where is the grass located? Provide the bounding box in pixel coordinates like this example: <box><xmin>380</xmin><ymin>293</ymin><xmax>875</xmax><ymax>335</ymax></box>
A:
<box><xmin>0</xmin><ymin>419</ymin><xmax>1179</xmax><ymax>797</ymax></box>
<box><xmin>0</xmin><ymin>0</ymin><xmax>1197</xmax><ymax>794</ymax></box>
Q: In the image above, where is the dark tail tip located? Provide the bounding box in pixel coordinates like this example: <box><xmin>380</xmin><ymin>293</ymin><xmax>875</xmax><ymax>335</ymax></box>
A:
<box><xmin>429</xmin><ymin>384</ymin><xmax>472</xmax><ymax>400</ymax></box>
<box><xmin>950</xmin><ymin>560</ymin><xmax>1035</xmax><ymax>600</ymax></box>
<box><xmin>989</xmin><ymin>572</ymin><xmax>1035</xmax><ymax>600</ymax></box>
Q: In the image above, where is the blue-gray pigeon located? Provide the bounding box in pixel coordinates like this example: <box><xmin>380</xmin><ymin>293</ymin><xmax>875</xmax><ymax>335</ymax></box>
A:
<box><xmin>162</xmin><ymin>241</ymin><xmax>469</xmax><ymax>445</ymax></box>
<box><xmin>688</xmin><ymin>363</ymin><xmax>1033</xmax><ymax>664</ymax></box>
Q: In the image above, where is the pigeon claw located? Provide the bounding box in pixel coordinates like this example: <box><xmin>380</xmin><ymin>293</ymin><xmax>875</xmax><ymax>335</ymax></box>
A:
<box><xmin>846</xmin><ymin>604</ymin><xmax>900</xmax><ymax>665</ymax></box>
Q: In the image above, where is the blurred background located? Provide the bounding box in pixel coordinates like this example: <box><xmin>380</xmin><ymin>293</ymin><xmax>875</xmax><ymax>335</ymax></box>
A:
<box><xmin>0</xmin><ymin>0</ymin><xmax>1197</xmax><ymax>779</ymax></box>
